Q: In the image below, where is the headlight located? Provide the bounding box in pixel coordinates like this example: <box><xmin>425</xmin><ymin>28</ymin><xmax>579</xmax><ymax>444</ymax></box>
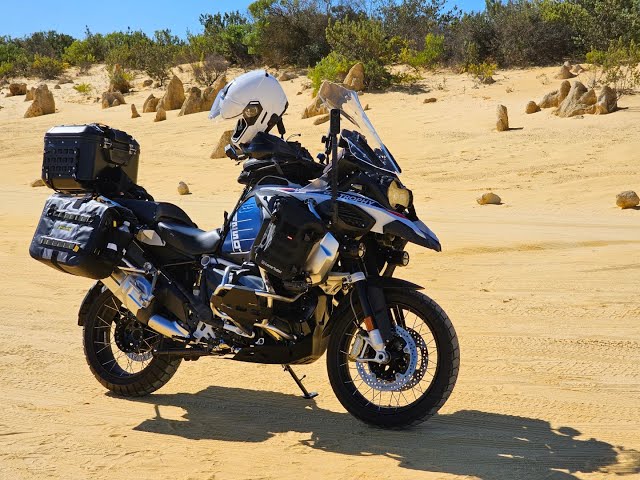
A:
<box><xmin>387</xmin><ymin>180</ymin><xmax>412</xmax><ymax>209</ymax></box>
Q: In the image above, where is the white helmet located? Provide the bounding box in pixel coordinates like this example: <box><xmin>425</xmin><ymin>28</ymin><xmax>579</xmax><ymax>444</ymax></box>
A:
<box><xmin>209</xmin><ymin>70</ymin><xmax>288</xmax><ymax>146</ymax></box>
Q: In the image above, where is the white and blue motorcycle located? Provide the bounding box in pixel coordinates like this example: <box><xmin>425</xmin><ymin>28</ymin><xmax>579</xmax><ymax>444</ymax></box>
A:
<box><xmin>64</xmin><ymin>80</ymin><xmax>459</xmax><ymax>428</ymax></box>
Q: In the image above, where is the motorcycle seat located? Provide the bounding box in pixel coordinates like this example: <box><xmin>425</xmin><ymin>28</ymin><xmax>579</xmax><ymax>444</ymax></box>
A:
<box><xmin>117</xmin><ymin>199</ymin><xmax>197</xmax><ymax>228</ymax></box>
<box><xmin>156</xmin><ymin>221</ymin><xmax>221</xmax><ymax>255</ymax></box>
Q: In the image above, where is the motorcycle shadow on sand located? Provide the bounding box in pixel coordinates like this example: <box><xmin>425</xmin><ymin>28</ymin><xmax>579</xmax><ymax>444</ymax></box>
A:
<box><xmin>129</xmin><ymin>386</ymin><xmax>640</xmax><ymax>479</ymax></box>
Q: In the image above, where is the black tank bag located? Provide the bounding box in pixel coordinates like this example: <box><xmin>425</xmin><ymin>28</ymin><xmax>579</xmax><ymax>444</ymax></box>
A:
<box><xmin>253</xmin><ymin>196</ymin><xmax>326</xmax><ymax>280</ymax></box>
<box><xmin>29</xmin><ymin>194</ymin><xmax>136</xmax><ymax>279</ymax></box>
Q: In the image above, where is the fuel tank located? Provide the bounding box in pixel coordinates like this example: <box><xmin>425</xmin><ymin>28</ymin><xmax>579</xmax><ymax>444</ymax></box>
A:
<box><xmin>220</xmin><ymin>195</ymin><xmax>264</xmax><ymax>262</ymax></box>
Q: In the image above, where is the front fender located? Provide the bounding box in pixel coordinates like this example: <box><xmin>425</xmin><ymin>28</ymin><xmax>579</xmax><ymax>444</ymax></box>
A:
<box><xmin>367</xmin><ymin>276</ymin><xmax>424</xmax><ymax>290</ymax></box>
<box><xmin>324</xmin><ymin>276</ymin><xmax>424</xmax><ymax>340</ymax></box>
<box><xmin>77</xmin><ymin>281</ymin><xmax>106</xmax><ymax>326</ymax></box>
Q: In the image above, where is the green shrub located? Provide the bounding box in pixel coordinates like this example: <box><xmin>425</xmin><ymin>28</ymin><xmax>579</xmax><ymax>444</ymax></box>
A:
<box><xmin>586</xmin><ymin>39</ymin><xmax>640</xmax><ymax>98</ymax></box>
<box><xmin>73</xmin><ymin>82</ymin><xmax>92</xmax><ymax>94</ymax></box>
<box><xmin>363</xmin><ymin>60</ymin><xmax>393</xmax><ymax>90</ymax></box>
<box><xmin>246</xmin><ymin>0</ymin><xmax>329</xmax><ymax>66</ymax></box>
<box><xmin>63</xmin><ymin>40</ymin><xmax>96</xmax><ymax>73</ymax></box>
<box><xmin>308</xmin><ymin>51</ymin><xmax>352</xmax><ymax>94</ymax></box>
<box><xmin>400</xmin><ymin>33</ymin><xmax>444</xmax><ymax>70</ymax></box>
<box><xmin>31</xmin><ymin>54</ymin><xmax>64</xmax><ymax>79</ymax></box>
<box><xmin>326</xmin><ymin>18</ymin><xmax>401</xmax><ymax>66</ymax></box>
<box><xmin>0</xmin><ymin>62</ymin><xmax>15</xmax><ymax>78</ymax></box>
<box><xmin>19</xmin><ymin>31</ymin><xmax>74</xmax><ymax>59</ymax></box>
<box><xmin>325</xmin><ymin>18</ymin><xmax>401</xmax><ymax>90</ymax></box>
<box><xmin>107</xmin><ymin>64</ymin><xmax>134</xmax><ymax>91</ymax></box>
<box><xmin>142</xmin><ymin>43</ymin><xmax>172</xmax><ymax>86</ymax></box>
<box><xmin>199</xmin><ymin>11</ymin><xmax>252</xmax><ymax>65</ymax></box>
<box><xmin>467</xmin><ymin>61</ymin><xmax>497</xmax><ymax>85</ymax></box>
<box><xmin>553</xmin><ymin>0</ymin><xmax>640</xmax><ymax>52</ymax></box>
<box><xmin>192</xmin><ymin>53</ymin><xmax>228</xmax><ymax>86</ymax></box>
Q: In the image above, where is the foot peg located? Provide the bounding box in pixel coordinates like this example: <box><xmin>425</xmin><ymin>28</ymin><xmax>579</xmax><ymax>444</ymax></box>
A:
<box><xmin>283</xmin><ymin>365</ymin><xmax>318</xmax><ymax>399</ymax></box>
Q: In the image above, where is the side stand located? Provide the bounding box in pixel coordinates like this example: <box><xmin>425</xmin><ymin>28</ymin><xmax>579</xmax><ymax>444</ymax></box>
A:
<box><xmin>283</xmin><ymin>365</ymin><xmax>318</xmax><ymax>399</ymax></box>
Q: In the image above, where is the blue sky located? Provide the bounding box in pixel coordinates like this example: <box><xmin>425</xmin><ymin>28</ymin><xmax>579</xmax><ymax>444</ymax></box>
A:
<box><xmin>1</xmin><ymin>0</ymin><xmax>487</xmax><ymax>39</ymax></box>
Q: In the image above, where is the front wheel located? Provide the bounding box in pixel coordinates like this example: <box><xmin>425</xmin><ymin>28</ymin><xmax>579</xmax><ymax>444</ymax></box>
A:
<box><xmin>83</xmin><ymin>289</ymin><xmax>182</xmax><ymax>396</ymax></box>
<box><xmin>327</xmin><ymin>289</ymin><xmax>459</xmax><ymax>428</ymax></box>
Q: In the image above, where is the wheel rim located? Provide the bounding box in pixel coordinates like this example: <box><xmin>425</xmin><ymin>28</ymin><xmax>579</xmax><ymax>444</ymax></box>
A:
<box><xmin>91</xmin><ymin>295</ymin><xmax>161</xmax><ymax>377</ymax></box>
<box><xmin>339</xmin><ymin>302</ymin><xmax>440</xmax><ymax>411</ymax></box>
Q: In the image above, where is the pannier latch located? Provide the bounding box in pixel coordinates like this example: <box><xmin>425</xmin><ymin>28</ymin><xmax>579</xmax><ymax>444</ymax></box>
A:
<box><xmin>102</xmin><ymin>138</ymin><xmax>113</xmax><ymax>149</ymax></box>
<box><xmin>129</xmin><ymin>144</ymin><xmax>138</xmax><ymax>155</ymax></box>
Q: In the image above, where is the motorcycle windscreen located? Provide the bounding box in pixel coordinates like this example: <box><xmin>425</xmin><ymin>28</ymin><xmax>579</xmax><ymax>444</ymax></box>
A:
<box><xmin>318</xmin><ymin>81</ymin><xmax>401</xmax><ymax>174</ymax></box>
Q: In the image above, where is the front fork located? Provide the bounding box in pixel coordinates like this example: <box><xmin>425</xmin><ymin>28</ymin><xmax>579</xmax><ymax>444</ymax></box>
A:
<box><xmin>350</xmin><ymin>275</ymin><xmax>394</xmax><ymax>362</ymax></box>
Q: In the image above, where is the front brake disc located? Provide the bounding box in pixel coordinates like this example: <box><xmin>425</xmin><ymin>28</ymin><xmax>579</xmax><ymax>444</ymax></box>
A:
<box><xmin>356</xmin><ymin>326</ymin><xmax>418</xmax><ymax>392</ymax></box>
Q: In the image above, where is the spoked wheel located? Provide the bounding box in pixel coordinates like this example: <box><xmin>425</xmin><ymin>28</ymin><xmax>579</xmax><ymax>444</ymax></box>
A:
<box><xmin>83</xmin><ymin>289</ymin><xmax>182</xmax><ymax>396</ymax></box>
<box><xmin>327</xmin><ymin>289</ymin><xmax>459</xmax><ymax>428</ymax></box>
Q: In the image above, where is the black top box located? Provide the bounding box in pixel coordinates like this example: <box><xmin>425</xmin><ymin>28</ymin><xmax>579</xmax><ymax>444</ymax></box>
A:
<box><xmin>42</xmin><ymin>124</ymin><xmax>140</xmax><ymax>193</ymax></box>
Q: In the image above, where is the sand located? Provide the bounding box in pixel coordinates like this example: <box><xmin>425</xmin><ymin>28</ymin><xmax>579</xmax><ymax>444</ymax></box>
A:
<box><xmin>0</xmin><ymin>65</ymin><xmax>639</xmax><ymax>480</ymax></box>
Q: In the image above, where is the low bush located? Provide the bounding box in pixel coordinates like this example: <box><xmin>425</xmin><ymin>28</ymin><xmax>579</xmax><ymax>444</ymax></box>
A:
<box><xmin>0</xmin><ymin>62</ymin><xmax>15</xmax><ymax>78</ymax></box>
<box><xmin>63</xmin><ymin>40</ymin><xmax>96</xmax><ymax>73</ymax></box>
<box><xmin>325</xmin><ymin>18</ymin><xmax>401</xmax><ymax>90</ymax></box>
<box><xmin>107</xmin><ymin>64</ymin><xmax>134</xmax><ymax>90</ymax></box>
<box><xmin>586</xmin><ymin>39</ymin><xmax>640</xmax><ymax>99</ymax></box>
<box><xmin>467</xmin><ymin>61</ymin><xmax>497</xmax><ymax>85</ymax></box>
<box><xmin>308</xmin><ymin>51</ymin><xmax>352</xmax><ymax>94</ymax></box>
<box><xmin>400</xmin><ymin>33</ymin><xmax>445</xmax><ymax>70</ymax></box>
<box><xmin>31</xmin><ymin>54</ymin><xmax>64</xmax><ymax>79</ymax></box>
<box><xmin>73</xmin><ymin>82</ymin><xmax>92</xmax><ymax>94</ymax></box>
<box><xmin>192</xmin><ymin>53</ymin><xmax>228</xmax><ymax>86</ymax></box>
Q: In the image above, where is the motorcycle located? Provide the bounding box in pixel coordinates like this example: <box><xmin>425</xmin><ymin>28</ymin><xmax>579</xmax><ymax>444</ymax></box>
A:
<box><xmin>31</xmin><ymin>81</ymin><xmax>459</xmax><ymax>428</ymax></box>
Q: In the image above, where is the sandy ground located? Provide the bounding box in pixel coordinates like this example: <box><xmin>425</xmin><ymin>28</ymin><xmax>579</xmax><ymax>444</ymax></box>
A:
<box><xmin>0</xmin><ymin>65</ymin><xmax>639</xmax><ymax>480</ymax></box>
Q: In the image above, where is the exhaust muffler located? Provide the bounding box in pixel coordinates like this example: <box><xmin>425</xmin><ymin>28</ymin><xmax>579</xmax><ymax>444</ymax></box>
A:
<box><xmin>103</xmin><ymin>270</ymin><xmax>190</xmax><ymax>340</ymax></box>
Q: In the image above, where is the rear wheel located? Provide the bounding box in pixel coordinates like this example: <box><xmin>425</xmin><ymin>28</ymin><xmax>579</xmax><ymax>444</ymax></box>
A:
<box><xmin>82</xmin><ymin>289</ymin><xmax>181</xmax><ymax>396</ymax></box>
<box><xmin>327</xmin><ymin>289</ymin><xmax>459</xmax><ymax>428</ymax></box>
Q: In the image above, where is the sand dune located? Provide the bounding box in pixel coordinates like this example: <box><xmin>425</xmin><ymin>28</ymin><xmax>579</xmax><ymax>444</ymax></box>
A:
<box><xmin>0</xmin><ymin>65</ymin><xmax>639</xmax><ymax>479</ymax></box>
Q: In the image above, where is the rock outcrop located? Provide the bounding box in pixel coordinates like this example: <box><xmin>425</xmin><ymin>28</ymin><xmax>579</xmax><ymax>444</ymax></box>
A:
<box><xmin>302</xmin><ymin>93</ymin><xmax>328</xmax><ymax>119</ymax></box>
<box><xmin>25</xmin><ymin>87</ymin><xmax>35</xmax><ymax>101</ymax></box>
<box><xmin>142</xmin><ymin>79</ymin><xmax>153</xmax><ymax>88</ymax></box>
<box><xmin>143</xmin><ymin>94</ymin><xmax>159</xmax><ymax>113</ymax></box>
<box><xmin>101</xmin><ymin>91</ymin><xmax>126</xmax><ymax>109</ymax></box>
<box><xmin>154</xmin><ymin>107</ymin><xmax>167</xmax><ymax>122</ymax></box>
<box><xmin>160</xmin><ymin>75</ymin><xmax>185</xmax><ymax>111</ymax></box>
<box><xmin>539</xmin><ymin>80</ymin><xmax>571</xmax><ymax>108</ymax></box>
<box><xmin>30</xmin><ymin>178</ymin><xmax>45</xmax><ymax>187</ymax></box>
<box><xmin>131</xmin><ymin>104</ymin><xmax>141</xmax><ymax>118</ymax></box>
<box><xmin>277</xmin><ymin>71</ymin><xmax>297</xmax><ymax>81</ymax></box>
<box><xmin>211</xmin><ymin>130</ymin><xmax>233</xmax><ymax>159</ymax></box>
<box><xmin>423</xmin><ymin>97</ymin><xmax>437</xmax><ymax>104</ymax></box>
<box><xmin>555</xmin><ymin>81</ymin><xmax>597</xmax><ymax>117</ymax></box>
<box><xmin>343</xmin><ymin>62</ymin><xmax>365</xmax><ymax>91</ymax></box>
<box><xmin>571</xmin><ymin>64</ymin><xmax>585</xmax><ymax>74</ymax></box>
<box><xmin>177</xmin><ymin>181</ymin><xmax>190</xmax><ymax>195</ymax></box>
<box><xmin>24</xmin><ymin>84</ymin><xmax>55</xmax><ymax>118</ymax></box>
<box><xmin>594</xmin><ymin>86</ymin><xmax>617</xmax><ymax>114</ymax></box>
<box><xmin>477</xmin><ymin>192</ymin><xmax>502</xmax><ymax>205</ymax></box>
<box><xmin>8</xmin><ymin>83</ymin><xmax>27</xmax><ymax>96</ymax></box>
<box><xmin>496</xmin><ymin>105</ymin><xmax>509</xmax><ymax>131</ymax></box>
<box><xmin>555</xmin><ymin>64</ymin><xmax>576</xmax><ymax>80</ymax></box>
<box><xmin>313</xmin><ymin>114</ymin><xmax>330</xmax><ymax>125</ymax></box>
<box><xmin>201</xmin><ymin>74</ymin><xmax>226</xmax><ymax>112</ymax></box>
<box><xmin>179</xmin><ymin>87</ymin><xmax>203</xmax><ymax>116</ymax></box>
<box><xmin>525</xmin><ymin>101</ymin><xmax>540</xmax><ymax>114</ymax></box>
<box><xmin>616</xmin><ymin>191</ymin><xmax>639</xmax><ymax>209</ymax></box>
